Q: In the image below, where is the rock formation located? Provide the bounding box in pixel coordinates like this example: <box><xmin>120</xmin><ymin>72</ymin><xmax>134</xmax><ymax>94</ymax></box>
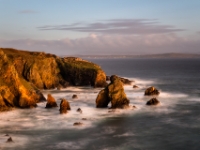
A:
<box><xmin>0</xmin><ymin>48</ymin><xmax>107</xmax><ymax>111</ymax></box>
<box><xmin>59</xmin><ymin>99</ymin><xmax>71</xmax><ymax>114</ymax></box>
<box><xmin>96</xmin><ymin>75</ymin><xmax>130</xmax><ymax>109</ymax></box>
<box><xmin>144</xmin><ymin>86</ymin><xmax>160</xmax><ymax>96</ymax></box>
<box><xmin>146</xmin><ymin>98</ymin><xmax>160</xmax><ymax>105</ymax></box>
<box><xmin>45</xmin><ymin>94</ymin><xmax>58</xmax><ymax>108</ymax></box>
<box><xmin>0</xmin><ymin>49</ymin><xmax>46</xmax><ymax>111</ymax></box>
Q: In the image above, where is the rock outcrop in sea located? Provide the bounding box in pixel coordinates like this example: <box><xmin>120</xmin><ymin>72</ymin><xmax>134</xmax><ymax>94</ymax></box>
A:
<box><xmin>45</xmin><ymin>94</ymin><xmax>58</xmax><ymax>108</ymax></box>
<box><xmin>59</xmin><ymin>99</ymin><xmax>71</xmax><ymax>114</ymax></box>
<box><xmin>96</xmin><ymin>75</ymin><xmax>130</xmax><ymax>109</ymax></box>
<box><xmin>146</xmin><ymin>98</ymin><xmax>160</xmax><ymax>105</ymax></box>
<box><xmin>144</xmin><ymin>86</ymin><xmax>160</xmax><ymax>96</ymax></box>
<box><xmin>0</xmin><ymin>48</ymin><xmax>107</xmax><ymax>112</ymax></box>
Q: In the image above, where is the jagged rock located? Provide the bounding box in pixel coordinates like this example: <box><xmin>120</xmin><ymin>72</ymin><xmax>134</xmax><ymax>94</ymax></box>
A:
<box><xmin>96</xmin><ymin>75</ymin><xmax>130</xmax><ymax>109</ymax></box>
<box><xmin>73</xmin><ymin>122</ymin><xmax>83</xmax><ymax>126</ymax></box>
<box><xmin>146</xmin><ymin>98</ymin><xmax>160</xmax><ymax>105</ymax></box>
<box><xmin>144</xmin><ymin>86</ymin><xmax>160</xmax><ymax>96</ymax></box>
<box><xmin>72</xmin><ymin>94</ymin><xmax>78</xmax><ymax>99</ymax></box>
<box><xmin>45</xmin><ymin>94</ymin><xmax>58</xmax><ymax>108</ymax></box>
<box><xmin>77</xmin><ymin>108</ymin><xmax>82</xmax><ymax>113</ymax></box>
<box><xmin>59</xmin><ymin>99</ymin><xmax>71</xmax><ymax>114</ymax></box>
<box><xmin>133</xmin><ymin>85</ymin><xmax>139</xmax><ymax>88</ymax></box>
<box><xmin>6</xmin><ymin>137</ymin><xmax>13</xmax><ymax>143</ymax></box>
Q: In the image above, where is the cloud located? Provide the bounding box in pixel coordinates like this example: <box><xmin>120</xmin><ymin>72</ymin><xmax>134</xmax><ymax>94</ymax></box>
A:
<box><xmin>38</xmin><ymin>19</ymin><xmax>185</xmax><ymax>35</ymax></box>
<box><xmin>1</xmin><ymin>33</ymin><xmax>200</xmax><ymax>55</ymax></box>
<box><xmin>18</xmin><ymin>10</ymin><xmax>38</xmax><ymax>14</ymax></box>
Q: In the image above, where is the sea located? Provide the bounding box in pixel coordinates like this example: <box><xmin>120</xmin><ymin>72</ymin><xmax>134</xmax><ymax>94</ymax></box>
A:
<box><xmin>0</xmin><ymin>58</ymin><xmax>200</xmax><ymax>150</ymax></box>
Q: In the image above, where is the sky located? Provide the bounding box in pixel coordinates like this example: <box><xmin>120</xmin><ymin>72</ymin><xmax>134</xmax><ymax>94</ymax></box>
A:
<box><xmin>0</xmin><ymin>0</ymin><xmax>200</xmax><ymax>55</ymax></box>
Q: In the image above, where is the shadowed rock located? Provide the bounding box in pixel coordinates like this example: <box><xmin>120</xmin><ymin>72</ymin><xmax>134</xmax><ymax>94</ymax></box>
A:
<box><xmin>72</xmin><ymin>94</ymin><xmax>78</xmax><ymax>99</ymax></box>
<box><xmin>144</xmin><ymin>86</ymin><xmax>160</xmax><ymax>96</ymax></box>
<box><xmin>77</xmin><ymin>108</ymin><xmax>82</xmax><ymax>113</ymax></box>
<box><xmin>59</xmin><ymin>99</ymin><xmax>71</xmax><ymax>114</ymax></box>
<box><xmin>6</xmin><ymin>137</ymin><xmax>13</xmax><ymax>143</ymax></box>
<box><xmin>146</xmin><ymin>98</ymin><xmax>160</xmax><ymax>105</ymax></box>
<box><xmin>73</xmin><ymin>122</ymin><xmax>83</xmax><ymax>126</ymax></box>
<box><xmin>133</xmin><ymin>85</ymin><xmax>139</xmax><ymax>88</ymax></box>
<box><xmin>96</xmin><ymin>75</ymin><xmax>130</xmax><ymax>109</ymax></box>
<box><xmin>45</xmin><ymin>94</ymin><xmax>58</xmax><ymax>108</ymax></box>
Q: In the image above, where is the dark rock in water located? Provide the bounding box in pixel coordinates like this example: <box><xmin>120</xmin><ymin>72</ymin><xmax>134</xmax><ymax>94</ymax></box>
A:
<box><xmin>6</xmin><ymin>137</ymin><xmax>13</xmax><ymax>143</ymax></box>
<box><xmin>132</xmin><ymin>105</ymin><xmax>137</xmax><ymax>108</ymax></box>
<box><xmin>77</xmin><ymin>108</ymin><xmax>82</xmax><ymax>113</ymax></box>
<box><xmin>72</xmin><ymin>94</ymin><xmax>78</xmax><ymax>99</ymax></box>
<box><xmin>73</xmin><ymin>122</ymin><xmax>83</xmax><ymax>126</ymax></box>
<box><xmin>82</xmin><ymin>118</ymin><xmax>87</xmax><ymax>120</ymax></box>
<box><xmin>144</xmin><ymin>86</ymin><xmax>160</xmax><ymax>96</ymax></box>
<box><xmin>45</xmin><ymin>94</ymin><xmax>58</xmax><ymax>108</ymax></box>
<box><xmin>146</xmin><ymin>98</ymin><xmax>160</xmax><ymax>105</ymax></box>
<box><xmin>96</xmin><ymin>75</ymin><xmax>130</xmax><ymax>109</ymax></box>
<box><xmin>133</xmin><ymin>85</ymin><xmax>139</xmax><ymax>88</ymax></box>
<box><xmin>120</xmin><ymin>77</ymin><xmax>133</xmax><ymax>85</ymax></box>
<box><xmin>59</xmin><ymin>99</ymin><xmax>71</xmax><ymax>114</ymax></box>
<box><xmin>5</xmin><ymin>134</ymin><xmax>9</xmax><ymax>136</ymax></box>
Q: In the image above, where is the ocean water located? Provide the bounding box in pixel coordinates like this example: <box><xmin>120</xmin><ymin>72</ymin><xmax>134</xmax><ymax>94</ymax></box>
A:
<box><xmin>0</xmin><ymin>58</ymin><xmax>200</xmax><ymax>150</ymax></box>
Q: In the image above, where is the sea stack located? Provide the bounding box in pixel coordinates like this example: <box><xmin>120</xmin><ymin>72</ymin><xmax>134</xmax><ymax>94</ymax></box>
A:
<box><xmin>96</xmin><ymin>75</ymin><xmax>130</xmax><ymax>109</ymax></box>
<box><xmin>59</xmin><ymin>99</ymin><xmax>71</xmax><ymax>114</ymax></box>
<box><xmin>45</xmin><ymin>94</ymin><xmax>58</xmax><ymax>108</ymax></box>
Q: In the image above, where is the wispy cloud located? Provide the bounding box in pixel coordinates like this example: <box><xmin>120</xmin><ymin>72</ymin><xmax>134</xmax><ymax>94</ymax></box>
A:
<box><xmin>38</xmin><ymin>19</ymin><xmax>185</xmax><ymax>35</ymax></box>
<box><xmin>18</xmin><ymin>10</ymin><xmax>38</xmax><ymax>14</ymax></box>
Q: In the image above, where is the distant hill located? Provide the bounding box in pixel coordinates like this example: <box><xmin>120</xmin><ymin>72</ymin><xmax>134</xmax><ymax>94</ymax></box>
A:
<box><xmin>74</xmin><ymin>53</ymin><xmax>200</xmax><ymax>59</ymax></box>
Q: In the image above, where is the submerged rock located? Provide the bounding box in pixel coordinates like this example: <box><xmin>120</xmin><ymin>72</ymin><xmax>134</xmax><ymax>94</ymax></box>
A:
<box><xmin>133</xmin><ymin>85</ymin><xmax>139</xmax><ymax>88</ymax></box>
<box><xmin>144</xmin><ymin>86</ymin><xmax>160</xmax><ymax>96</ymax></box>
<box><xmin>59</xmin><ymin>99</ymin><xmax>71</xmax><ymax>114</ymax></box>
<box><xmin>77</xmin><ymin>108</ymin><xmax>82</xmax><ymax>113</ymax></box>
<box><xmin>6</xmin><ymin>137</ymin><xmax>13</xmax><ymax>143</ymax></box>
<box><xmin>72</xmin><ymin>94</ymin><xmax>78</xmax><ymax>99</ymax></box>
<box><xmin>96</xmin><ymin>75</ymin><xmax>130</xmax><ymax>109</ymax></box>
<box><xmin>45</xmin><ymin>94</ymin><xmax>58</xmax><ymax>108</ymax></box>
<box><xmin>146</xmin><ymin>98</ymin><xmax>160</xmax><ymax>105</ymax></box>
<box><xmin>73</xmin><ymin>122</ymin><xmax>83</xmax><ymax>126</ymax></box>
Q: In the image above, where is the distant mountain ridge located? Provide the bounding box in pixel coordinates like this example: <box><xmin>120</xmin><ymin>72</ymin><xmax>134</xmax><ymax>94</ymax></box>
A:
<box><xmin>74</xmin><ymin>53</ymin><xmax>200</xmax><ymax>59</ymax></box>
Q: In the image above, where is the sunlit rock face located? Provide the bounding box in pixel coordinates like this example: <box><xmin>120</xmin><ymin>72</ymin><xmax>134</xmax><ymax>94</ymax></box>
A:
<box><xmin>0</xmin><ymin>48</ymin><xmax>107</xmax><ymax>111</ymax></box>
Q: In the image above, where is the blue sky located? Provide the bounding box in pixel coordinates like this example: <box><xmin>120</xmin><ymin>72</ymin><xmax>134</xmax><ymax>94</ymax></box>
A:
<box><xmin>1</xmin><ymin>0</ymin><xmax>200</xmax><ymax>55</ymax></box>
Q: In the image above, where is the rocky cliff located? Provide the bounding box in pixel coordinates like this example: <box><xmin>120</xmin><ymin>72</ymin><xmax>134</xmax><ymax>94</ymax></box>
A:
<box><xmin>0</xmin><ymin>48</ymin><xmax>107</xmax><ymax>111</ymax></box>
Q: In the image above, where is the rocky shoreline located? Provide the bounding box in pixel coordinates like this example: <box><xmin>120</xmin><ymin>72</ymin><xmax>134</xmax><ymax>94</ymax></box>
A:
<box><xmin>0</xmin><ymin>48</ymin><xmax>107</xmax><ymax>111</ymax></box>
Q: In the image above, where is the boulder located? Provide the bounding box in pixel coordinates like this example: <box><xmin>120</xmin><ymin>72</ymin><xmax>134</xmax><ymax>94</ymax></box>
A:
<box><xmin>146</xmin><ymin>98</ymin><xmax>160</xmax><ymax>105</ymax></box>
<box><xmin>77</xmin><ymin>108</ymin><xmax>82</xmax><ymax>113</ymax></box>
<box><xmin>45</xmin><ymin>94</ymin><xmax>58</xmax><ymax>108</ymax></box>
<box><xmin>120</xmin><ymin>77</ymin><xmax>133</xmax><ymax>85</ymax></box>
<box><xmin>144</xmin><ymin>86</ymin><xmax>160</xmax><ymax>96</ymax></box>
<box><xmin>73</xmin><ymin>122</ymin><xmax>83</xmax><ymax>126</ymax></box>
<box><xmin>72</xmin><ymin>94</ymin><xmax>78</xmax><ymax>99</ymax></box>
<box><xmin>6</xmin><ymin>137</ymin><xmax>13</xmax><ymax>143</ymax></box>
<box><xmin>59</xmin><ymin>99</ymin><xmax>71</xmax><ymax>114</ymax></box>
<box><xmin>96</xmin><ymin>75</ymin><xmax>130</xmax><ymax>109</ymax></box>
<box><xmin>133</xmin><ymin>85</ymin><xmax>139</xmax><ymax>88</ymax></box>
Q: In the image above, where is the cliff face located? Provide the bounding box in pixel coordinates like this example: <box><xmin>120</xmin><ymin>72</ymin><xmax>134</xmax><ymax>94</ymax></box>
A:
<box><xmin>2</xmin><ymin>48</ymin><xmax>107</xmax><ymax>89</ymax></box>
<box><xmin>0</xmin><ymin>48</ymin><xmax>107</xmax><ymax>111</ymax></box>
<box><xmin>0</xmin><ymin>49</ymin><xmax>46</xmax><ymax>111</ymax></box>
